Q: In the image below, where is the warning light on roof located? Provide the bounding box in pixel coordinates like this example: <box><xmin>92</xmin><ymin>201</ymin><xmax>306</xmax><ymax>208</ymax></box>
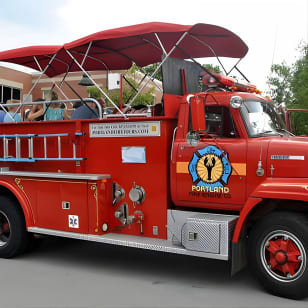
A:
<box><xmin>201</xmin><ymin>71</ymin><xmax>261</xmax><ymax>94</ymax></box>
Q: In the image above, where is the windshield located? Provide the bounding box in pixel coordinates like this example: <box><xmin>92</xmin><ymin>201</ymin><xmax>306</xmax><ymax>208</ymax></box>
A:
<box><xmin>240</xmin><ymin>100</ymin><xmax>288</xmax><ymax>137</ymax></box>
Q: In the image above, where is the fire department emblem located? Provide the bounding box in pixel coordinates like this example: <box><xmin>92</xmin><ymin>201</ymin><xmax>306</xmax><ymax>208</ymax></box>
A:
<box><xmin>189</xmin><ymin>145</ymin><xmax>232</xmax><ymax>188</ymax></box>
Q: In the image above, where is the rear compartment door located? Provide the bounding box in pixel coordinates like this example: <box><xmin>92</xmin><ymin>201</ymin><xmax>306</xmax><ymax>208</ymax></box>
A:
<box><xmin>36</xmin><ymin>180</ymin><xmax>88</xmax><ymax>233</ymax></box>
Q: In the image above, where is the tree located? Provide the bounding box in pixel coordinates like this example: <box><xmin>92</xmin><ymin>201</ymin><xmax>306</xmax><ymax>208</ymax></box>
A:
<box><xmin>103</xmin><ymin>76</ymin><xmax>155</xmax><ymax>107</ymax></box>
<box><xmin>201</xmin><ymin>64</ymin><xmax>222</xmax><ymax>74</ymax></box>
<box><xmin>291</xmin><ymin>44</ymin><xmax>308</xmax><ymax>108</ymax></box>
<box><xmin>86</xmin><ymin>67</ymin><xmax>155</xmax><ymax>107</ymax></box>
<box><xmin>86</xmin><ymin>86</ymin><xmax>101</xmax><ymax>99</ymax></box>
<box><xmin>266</xmin><ymin>61</ymin><xmax>293</xmax><ymax>107</ymax></box>
<box><xmin>267</xmin><ymin>43</ymin><xmax>308</xmax><ymax>135</ymax></box>
<box><xmin>142</xmin><ymin>63</ymin><xmax>162</xmax><ymax>81</ymax></box>
<box><xmin>289</xmin><ymin>44</ymin><xmax>308</xmax><ymax>135</ymax></box>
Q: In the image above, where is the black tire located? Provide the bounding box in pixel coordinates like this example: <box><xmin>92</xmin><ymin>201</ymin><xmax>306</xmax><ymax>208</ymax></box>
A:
<box><xmin>0</xmin><ymin>195</ymin><xmax>29</xmax><ymax>258</ymax></box>
<box><xmin>248</xmin><ymin>211</ymin><xmax>308</xmax><ymax>299</ymax></box>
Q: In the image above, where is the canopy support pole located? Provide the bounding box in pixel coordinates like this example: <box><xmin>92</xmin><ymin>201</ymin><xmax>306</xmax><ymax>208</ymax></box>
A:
<box><xmin>47</xmin><ymin>62</ymin><xmax>99</xmax><ymax>117</ymax></box>
<box><xmin>137</xmin><ymin>66</ymin><xmax>163</xmax><ymax>93</ymax></box>
<box><xmin>23</xmin><ymin>53</ymin><xmax>58</xmax><ymax>104</ymax></box>
<box><xmin>65</xmin><ymin>49</ymin><xmax>126</xmax><ymax>118</ymax></box>
<box><xmin>34</xmin><ymin>56</ymin><xmax>70</xmax><ymax>105</ymax></box>
<box><xmin>227</xmin><ymin>58</ymin><xmax>243</xmax><ymax>76</ymax></box>
<box><xmin>81</xmin><ymin>41</ymin><xmax>93</xmax><ymax>66</ymax></box>
<box><xmin>72</xmin><ymin>51</ymin><xmax>110</xmax><ymax>71</ymax></box>
<box><xmin>175</xmin><ymin>45</ymin><xmax>228</xmax><ymax>90</ymax></box>
<box><xmin>189</xmin><ymin>34</ymin><xmax>228</xmax><ymax>75</ymax></box>
<box><xmin>125</xmin><ymin>31</ymin><xmax>188</xmax><ymax>110</ymax></box>
<box><xmin>234</xmin><ymin>64</ymin><xmax>250</xmax><ymax>83</ymax></box>
<box><xmin>13</xmin><ymin>52</ymin><xmax>58</xmax><ymax>118</ymax></box>
<box><xmin>154</xmin><ymin>33</ymin><xmax>167</xmax><ymax>55</ymax></box>
<box><xmin>122</xmin><ymin>72</ymin><xmax>149</xmax><ymax>105</ymax></box>
<box><xmin>33</xmin><ymin>56</ymin><xmax>42</xmax><ymax>71</ymax></box>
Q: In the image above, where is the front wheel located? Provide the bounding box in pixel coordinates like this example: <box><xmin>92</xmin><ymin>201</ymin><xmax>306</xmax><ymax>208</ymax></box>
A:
<box><xmin>248</xmin><ymin>211</ymin><xmax>308</xmax><ymax>299</ymax></box>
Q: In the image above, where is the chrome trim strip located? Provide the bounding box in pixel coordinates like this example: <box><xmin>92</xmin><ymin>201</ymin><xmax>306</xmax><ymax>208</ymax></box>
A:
<box><xmin>27</xmin><ymin>227</ymin><xmax>229</xmax><ymax>261</ymax></box>
<box><xmin>0</xmin><ymin>171</ymin><xmax>110</xmax><ymax>180</ymax></box>
<box><xmin>170</xmin><ymin>126</ymin><xmax>178</xmax><ymax>162</ymax></box>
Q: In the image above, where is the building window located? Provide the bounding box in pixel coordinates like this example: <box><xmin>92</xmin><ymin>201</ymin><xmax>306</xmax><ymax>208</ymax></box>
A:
<box><xmin>0</xmin><ymin>85</ymin><xmax>21</xmax><ymax>103</ymax></box>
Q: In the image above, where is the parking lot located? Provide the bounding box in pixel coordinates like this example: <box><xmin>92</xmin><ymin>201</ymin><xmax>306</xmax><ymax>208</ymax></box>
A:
<box><xmin>0</xmin><ymin>235</ymin><xmax>307</xmax><ymax>308</ymax></box>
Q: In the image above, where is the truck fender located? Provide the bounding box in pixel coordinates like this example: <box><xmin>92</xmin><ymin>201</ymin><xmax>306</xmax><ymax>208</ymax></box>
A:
<box><xmin>0</xmin><ymin>180</ymin><xmax>35</xmax><ymax>227</ymax></box>
<box><xmin>250</xmin><ymin>178</ymin><xmax>308</xmax><ymax>202</ymax></box>
<box><xmin>233</xmin><ymin>177</ymin><xmax>308</xmax><ymax>243</ymax></box>
<box><xmin>232</xmin><ymin>197</ymin><xmax>263</xmax><ymax>243</ymax></box>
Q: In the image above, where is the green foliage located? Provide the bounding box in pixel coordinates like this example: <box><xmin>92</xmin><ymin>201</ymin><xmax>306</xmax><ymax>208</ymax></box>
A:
<box><xmin>201</xmin><ymin>64</ymin><xmax>222</xmax><ymax>74</ymax></box>
<box><xmin>129</xmin><ymin>63</ymin><xmax>162</xmax><ymax>81</ymax></box>
<box><xmin>132</xmin><ymin>62</ymin><xmax>221</xmax><ymax>85</ymax></box>
<box><xmin>267</xmin><ymin>44</ymin><xmax>308</xmax><ymax>135</ymax></box>
<box><xmin>86</xmin><ymin>86</ymin><xmax>101</xmax><ymax>99</ymax></box>
<box><xmin>141</xmin><ymin>63</ymin><xmax>162</xmax><ymax>81</ymax></box>
<box><xmin>103</xmin><ymin>77</ymin><xmax>155</xmax><ymax>107</ymax></box>
<box><xmin>290</xmin><ymin>111</ymin><xmax>308</xmax><ymax>136</ymax></box>
<box><xmin>266</xmin><ymin>61</ymin><xmax>293</xmax><ymax>106</ymax></box>
<box><xmin>289</xmin><ymin>45</ymin><xmax>308</xmax><ymax>135</ymax></box>
<box><xmin>197</xmin><ymin>64</ymin><xmax>222</xmax><ymax>90</ymax></box>
<box><xmin>291</xmin><ymin>45</ymin><xmax>308</xmax><ymax>108</ymax></box>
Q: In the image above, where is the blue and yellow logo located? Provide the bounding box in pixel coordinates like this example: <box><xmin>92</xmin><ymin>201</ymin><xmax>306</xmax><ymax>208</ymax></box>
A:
<box><xmin>189</xmin><ymin>145</ymin><xmax>232</xmax><ymax>191</ymax></box>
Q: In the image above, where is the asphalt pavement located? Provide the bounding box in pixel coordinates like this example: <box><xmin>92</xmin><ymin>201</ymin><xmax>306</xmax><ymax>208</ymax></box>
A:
<box><xmin>0</xmin><ymin>235</ymin><xmax>307</xmax><ymax>308</ymax></box>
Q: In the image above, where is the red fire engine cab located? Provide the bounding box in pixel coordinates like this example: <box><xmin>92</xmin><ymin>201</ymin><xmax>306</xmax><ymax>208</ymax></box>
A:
<box><xmin>0</xmin><ymin>22</ymin><xmax>307</xmax><ymax>299</ymax></box>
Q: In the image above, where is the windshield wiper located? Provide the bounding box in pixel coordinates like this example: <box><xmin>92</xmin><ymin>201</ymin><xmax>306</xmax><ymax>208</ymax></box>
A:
<box><xmin>254</xmin><ymin>130</ymin><xmax>282</xmax><ymax>137</ymax></box>
<box><xmin>276</xmin><ymin>128</ymin><xmax>294</xmax><ymax>136</ymax></box>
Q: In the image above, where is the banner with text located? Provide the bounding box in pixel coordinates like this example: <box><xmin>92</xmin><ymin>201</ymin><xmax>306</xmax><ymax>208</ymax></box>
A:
<box><xmin>90</xmin><ymin>121</ymin><xmax>161</xmax><ymax>138</ymax></box>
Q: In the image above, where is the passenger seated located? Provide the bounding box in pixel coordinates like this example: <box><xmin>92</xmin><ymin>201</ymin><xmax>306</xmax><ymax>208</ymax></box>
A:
<box><xmin>71</xmin><ymin>101</ymin><xmax>99</xmax><ymax>120</ymax></box>
<box><xmin>45</xmin><ymin>91</ymin><xmax>70</xmax><ymax>121</ymax></box>
<box><xmin>98</xmin><ymin>99</ymin><xmax>113</xmax><ymax>115</ymax></box>
<box><xmin>3</xmin><ymin>99</ymin><xmax>22</xmax><ymax>123</ymax></box>
<box><xmin>27</xmin><ymin>98</ymin><xmax>45</xmax><ymax>121</ymax></box>
<box><xmin>0</xmin><ymin>109</ymin><xmax>6</xmax><ymax>122</ymax></box>
<box><xmin>125</xmin><ymin>104</ymin><xmax>148</xmax><ymax>114</ymax></box>
<box><xmin>3</xmin><ymin>100</ymin><xmax>23</xmax><ymax>123</ymax></box>
<box><xmin>45</xmin><ymin>102</ymin><xmax>70</xmax><ymax>120</ymax></box>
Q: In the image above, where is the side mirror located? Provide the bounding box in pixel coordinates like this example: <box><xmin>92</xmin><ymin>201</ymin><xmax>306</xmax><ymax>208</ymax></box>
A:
<box><xmin>189</xmin><ymin>95</ymin><xmax>206</xmax><ymax>131</ymax></box>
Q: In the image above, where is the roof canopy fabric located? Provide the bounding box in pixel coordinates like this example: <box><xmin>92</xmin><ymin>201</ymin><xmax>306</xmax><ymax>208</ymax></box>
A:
<box><xmin>0</xmin><ymin>22</ymin><xmax>248</xmax><ymax>77</ymax></box>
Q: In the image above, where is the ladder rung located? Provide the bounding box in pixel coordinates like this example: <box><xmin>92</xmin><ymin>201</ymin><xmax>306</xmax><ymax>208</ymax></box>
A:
<box><xmin>0</xmin><ymin>132</ymin><xmax>85</xmax><ymax>162</ymax></box>
<box><xmin>0</xmin><ymin>158</ymin><xmax>36</xmax><ymax>162</ymax></box>
<box><xmin>36</xmin><ymin>133</ymin><xmax>68</xmax><ymax>137</ymax></box>
<box><xmin>0</xmin><ymin>134</ymin><xmax>36</xmax><ymax>138</ymax></box>
<box><xmin>34</xmin><ymin>158</ymin><xmax>85</xmax><ymax>161</ymax></box>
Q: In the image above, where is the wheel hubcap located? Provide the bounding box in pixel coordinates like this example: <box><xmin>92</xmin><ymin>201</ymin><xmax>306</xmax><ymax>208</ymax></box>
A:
<box><xmin>274</xmin><ymin>250</ymin><xmax>288</xmax><ymax>265</ymax></box>
<box><xmin>0</xmin><ymin>211</ymin><xmax>11</xmax><ymax>246</ymax></box>
<box><xmin>261</xmin><ymin>231</ymin><xmax>306</xmax><ymax>282</ymax></box>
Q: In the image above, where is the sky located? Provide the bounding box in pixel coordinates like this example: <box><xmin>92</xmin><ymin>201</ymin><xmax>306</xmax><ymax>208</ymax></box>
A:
<box><xmin>0</xmin><ymin>0</ymin><xmax>307</xmax><ymax>93</ymax></box>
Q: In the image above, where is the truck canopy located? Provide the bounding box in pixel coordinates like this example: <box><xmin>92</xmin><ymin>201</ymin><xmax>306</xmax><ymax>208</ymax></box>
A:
<box><xmin>0</xmin><ymin>22</ymin><xmax>248</xmax><ymax>77</ymax></box>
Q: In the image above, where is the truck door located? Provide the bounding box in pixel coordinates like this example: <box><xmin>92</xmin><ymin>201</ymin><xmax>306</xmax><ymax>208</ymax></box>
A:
<box><xmin>172</xmin><ymin>105</ymin><xmax>247</xmax><ymax>210</ymax></box>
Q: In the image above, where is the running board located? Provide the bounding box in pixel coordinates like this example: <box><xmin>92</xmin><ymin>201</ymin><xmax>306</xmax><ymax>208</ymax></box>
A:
<box><xmin>28</xmin><ymin>227</ymin><xmax>230</xmax><ymax>261</ymax></box>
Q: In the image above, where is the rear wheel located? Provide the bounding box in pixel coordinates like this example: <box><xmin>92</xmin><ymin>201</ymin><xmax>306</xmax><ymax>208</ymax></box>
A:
<box><xmin>248</xmin><ymin>211</ymin><xmax>308</xmax><ymax>299</ymax></box>
<box><xmin>0</xmin><ymin>195</ymin><xmax>29</xmax><ymax>258</ymax></box>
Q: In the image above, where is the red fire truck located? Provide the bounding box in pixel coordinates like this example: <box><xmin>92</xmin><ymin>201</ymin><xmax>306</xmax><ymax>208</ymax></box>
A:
<box><xmin>0</xmin><ymin>22</ymin><xmax>307</xmax><ymax>299</ymax></box>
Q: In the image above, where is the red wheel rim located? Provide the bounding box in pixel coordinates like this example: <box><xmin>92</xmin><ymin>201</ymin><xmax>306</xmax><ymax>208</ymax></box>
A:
<box><xmin>261</xmin><ymin>231</ymin><xmax>306</xmax><ymax>282</ymax></box>
<box><xmin>0</xmin><ymin>211</ymin><xmax>11</xmax><ymax>246</ymax></box>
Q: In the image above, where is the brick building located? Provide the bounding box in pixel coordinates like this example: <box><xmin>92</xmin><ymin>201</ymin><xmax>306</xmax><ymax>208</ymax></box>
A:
<box><xmin>0</xmin><ymin>64</ymin><xmax>162</xmax><ymax>105</ymax></box>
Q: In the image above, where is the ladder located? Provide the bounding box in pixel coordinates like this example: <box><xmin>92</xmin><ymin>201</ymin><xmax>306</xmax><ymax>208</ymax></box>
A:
<box><xmin>0</xmin><ymin>132</ymin><xmax>85</xmax><ymax>162</ymax></box>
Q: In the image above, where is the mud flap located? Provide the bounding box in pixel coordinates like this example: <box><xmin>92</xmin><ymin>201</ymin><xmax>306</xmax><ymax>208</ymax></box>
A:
<box><xmin>231</xmin><ymin>235</ymin><xmax>247</xmax><ymax>276</ymax></box>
